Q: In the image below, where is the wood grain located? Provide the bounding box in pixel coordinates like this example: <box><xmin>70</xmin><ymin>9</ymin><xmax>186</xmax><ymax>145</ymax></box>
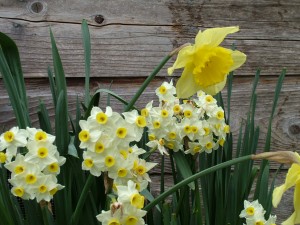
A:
<box><xmin>1</xmin><ymin>76</ymin><xmax>299</xmax><ymax>164</ymax></box>
<box><xmin>0</xmin><ymin>0</ymin><xmax>299</xmax><ymax>222</ymax></box>
<box><xmin>0</xmin><ymin>0</ymin><xmax>299</xmax><ymax>78</ymax></box>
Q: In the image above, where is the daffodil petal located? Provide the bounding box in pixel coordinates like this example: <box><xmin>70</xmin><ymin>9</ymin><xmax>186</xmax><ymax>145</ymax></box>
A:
<box><xmin>272</xmin><ymin>184</ymin><xmax>286</xmax><ymax>207</ymax></box>
<box><xmin>229</xmin><ymin>50</ymin><xmax>247</xmax><ymax>71</ymax></box>
<box><xmin>200</xmin><ymin>78</ymin><xmax>227</xmax><ymax>96</ymax></box>
<box><xmin>175</xmin><ymin>64</ymin><xmax>201</xmax><ymax>98</ymax></box>
<box><xmin>168</xmin><ymin>45</ymin><xmax>194</xmax><ymax>75</ymax></box>
<box><xmin>273</xmin><ymin>163</ymin><xmax>300</xmax><ymax>207</ymax></box>
<box><xmin>294</xmin><ymin>183</ymin><xmax>300</xmax><ymax>223</ymax></box>
<box><xmin>195</xmin><ymin>26</ymin><xmax>239</xmax><ymax>47</ymax></box>
<box><xmin>282</xmin><ymin>212</ymin><xmax>297</xmax><ymax>225</ymax></box>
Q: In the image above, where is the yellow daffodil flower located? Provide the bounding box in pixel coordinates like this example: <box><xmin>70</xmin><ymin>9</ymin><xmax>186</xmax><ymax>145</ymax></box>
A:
<box><xmin>168</xmin><ymin>26</ymin><xmax>246</xmax><ymax>98</ymax></box>
<box><xmin>272</xmin><ymin>152</ymin><xmax>300</xmax><ymax>225</ymax></box>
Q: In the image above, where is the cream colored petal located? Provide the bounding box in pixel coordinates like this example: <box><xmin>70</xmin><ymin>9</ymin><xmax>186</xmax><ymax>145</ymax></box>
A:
<box><xmin>200</xmin><ymin>78</ymin><xmax>227</xmax><ymax>96</ymax></box>
<box><xmin>168</xmin><ymin>45</ymin><xmax>194</xmax><ymax>75</ymax></box>
<box><xmin>229</xmin><ymin>50</ymin><xmax>247</xmax><ymax>71</ymax></box>
<box><xmin>176</xmin><ymin>64</ymin><xmax>201</xmax><ymax>99</ymax></box>
<box><xmin>195</xmin><ymin>26</ymin><xmax>239</xmax><ymax>47</ymax></box>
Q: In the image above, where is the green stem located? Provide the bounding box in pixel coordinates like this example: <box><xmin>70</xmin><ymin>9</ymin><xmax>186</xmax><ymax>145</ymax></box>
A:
<box><xmin>143</xmin><ymin>155</ymin><xmax>252</xmax><ymax>211</ymax></box>
<box><xmin>124</xmin><ymin>55</ymin><xmax>171</xmax><ymax>112</ymax></box>
<box><xmin>70</xmin><ymin>174</ymin><xmax>95</xmax><ymax>225</ymax></box>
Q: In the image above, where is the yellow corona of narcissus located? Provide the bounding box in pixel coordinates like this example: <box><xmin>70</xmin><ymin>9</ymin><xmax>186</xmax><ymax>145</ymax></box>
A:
<box><xmin>168</xmin><ymin>26</ymin><xmax>247</xmax><ymax>98</ymax></box>
<box><xmin>272</xmin><ymin>152</ymin><xmax>300</xmax><ymax>225</ymax></box>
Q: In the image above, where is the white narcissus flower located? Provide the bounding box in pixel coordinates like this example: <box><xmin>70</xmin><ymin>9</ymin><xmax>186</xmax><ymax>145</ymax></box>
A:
<box><xmin>78</xmin><ymin>120</ymin><xmax>102</xmax><ymax>150</ymax></box>
<box><xmin>239</xmin><ymin>200</ymin><xmax>265</xmax><ymax>219</ymax></box>
<box><xmin>121</xmin><ymin>204</ymin><xmax>147</xmax><ymax>225</ymax></box>
<box><xmin>9</xmin><ymin>176</ymin><xmax>33</xmax><ymax>200</ymax></box>
<box><xmin>155</xmin><ymin>80</ymin><xmax>176</xmax><ymax>102</ymax></box>
<box><xmin>146</xmin><ymin>139</ymin><xmax>169</xmax><ymax>155</ymax></box>
<box><xmin>133</xmin><ymin>159</ymin><xmax>157</xmax><ymax>183</ymax></box>
<box><xmin>108</xmin><ymin>116</ymin><xmax>137</xmax><ymax>146</ymax></box>
<box><xmin>96</xmin><ymin>208</ymin><xmax>122</xmax><ymax>225</ymax></box>
<box><xmin>117</xmin><ymin>180</ymin><xmax>145</xmax><ymax>209</ymax></box>
<box><xmin>265</xmin><ymin>215</ymin><xmax>277</xmax><ymax>225</ymax></box>
<box><xmin>33</xmin><ymin>175</ymin><xmax>63</xmax><ymax>202</ymax></box>
<box><xmin>5</xmin><ymin>154</ymin><xmax>32</xmax><ymax>177</ymax></box>
<box><xmin>0</xmin><ymin>127</ymin><xmax>28</xmax><ymax>161</ymax></box>
<box><xmin>141</xmin><ymin>100</ymin><xmax>153</xmax><ymax>118</ymax></box>
<box><xmin>122</xmin><ymin>110</ymin><xmax>146</xmax><ymax>141</ymax></box>
<box><xmin>88</xmin><ymin>106</ymin><xmax>116</xmax><ymax>129</ymax></box>
<box><xmin>0</xmin><ymin>151</ymin><xmax>7</xmax><ymax>163</ymax></box>
<box><xmin>185</xmin><ymin>142</ymin><xmax>204</xmax><ymax>155</ymax></box>
<box><xmin>25</xmin><ymin>141</ymin><xmax>57</xmax><ymax>170</ymax></box>
<box><xmin>26</xmin><ymin>127</ymin><xmax>55</xmax><ymax>144</ymax></box>
<box><xmin>82</xmin><ymin>151</ymin><xmax>106</xmax><ymax>177</ymax></box>
<box><xmin>43</xmin><ymin>152</ymin><xmax>66</xmax><ymax>175</ymax></box>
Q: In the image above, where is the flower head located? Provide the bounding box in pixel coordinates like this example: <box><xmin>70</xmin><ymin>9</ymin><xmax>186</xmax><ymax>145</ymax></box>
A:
<box><xmin>168</xmin><ymin>26</ymin><xmax>246</xmax><ymax>98</ymax></box>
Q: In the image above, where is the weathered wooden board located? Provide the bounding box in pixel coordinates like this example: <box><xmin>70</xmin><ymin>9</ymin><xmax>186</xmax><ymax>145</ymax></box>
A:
<box><xmin>1</xmin><ymin>76</ymin><xmax>299</xmax><ymax>162</ymax></box>
<box><xmin>0</xmin><ymin>0</ymin><xmax>299</xmax><ymax>78</ymax></box>
<box><xmin>0</xmin><ymin>0</ymin><xmax>299</xmax><ymax>223</ymax></box>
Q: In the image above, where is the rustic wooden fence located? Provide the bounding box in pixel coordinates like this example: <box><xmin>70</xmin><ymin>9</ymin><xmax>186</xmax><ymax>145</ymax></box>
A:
<box><xmin>0</xmin><ymin>0</ymin><xmax>299</xmax><ymax>222</ymax></box>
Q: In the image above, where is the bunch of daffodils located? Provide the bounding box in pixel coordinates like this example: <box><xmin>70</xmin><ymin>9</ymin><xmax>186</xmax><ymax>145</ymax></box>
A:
<box><xmin>239</xmin><ymin>200</ymin><xmax>277</xmax><ymax>225</ymax></box>
<box><xmin>145</xmin><ymin>80</ymin><xmax>229</xmax><ymax>155</ymax></box>
<box><xmin>0</xmin><ymin>127</ymin><xmax>65</xmax><ymax>202</ymax></box>
<box><xmin>78</xmin><ymin>106</ymin><xmax>156</xmax><ymax>191</ymax></box>
<box><xmin>96</xmin><ymin>180</ymin><xmax>147</xmax><ymax>225</ymax></box>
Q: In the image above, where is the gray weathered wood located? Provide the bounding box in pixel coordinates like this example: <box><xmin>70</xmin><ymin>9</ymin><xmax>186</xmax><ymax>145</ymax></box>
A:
<box><xmin>0</xmin><ymin>0</ymin><xmax>299</xmax><ymax>223</ymax></box>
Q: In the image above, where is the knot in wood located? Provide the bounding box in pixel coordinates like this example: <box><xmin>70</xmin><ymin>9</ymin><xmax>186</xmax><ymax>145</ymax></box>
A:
<box><xmin>289</xmin><ymin>124</ymin><xmax>300</xmax><ymax>135</ymax></box>
<box><xmin>94</xmin><ymin>15</ymin><xmax>104</xmax><ymax>24</ymax></box>
<box><xmin>28</xmin><ymin>1</ymin><xmax>47</xmax><ymax>15</ymax></box>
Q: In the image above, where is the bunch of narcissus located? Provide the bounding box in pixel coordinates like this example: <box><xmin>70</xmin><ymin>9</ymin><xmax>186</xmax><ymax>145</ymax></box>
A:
<box><xmin>78</xmin><ymin>106</ymin><xmax>156</xmax><ymax>191</ymax></box>
<box><xmin>145</xmin><ymin>80</ymin><xmax>229</xmax><ymax>155</ymax></box>
<box><xmin>0</xmin><ymin>127</ymin><xmax>65</xmax><ymax>202</ymax></box>
<box><xmin>78</xmin><ymin>107</ymin><xmax>156</xmax><ymax>224</ymax></box>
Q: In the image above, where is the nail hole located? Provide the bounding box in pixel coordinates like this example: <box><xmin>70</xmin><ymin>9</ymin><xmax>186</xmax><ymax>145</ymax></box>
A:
<box><xmin>30</xmin><ymin>2</ymin><xmax>43</xmax><ymax>14</ymax></box>
<box><xmin>289</xmin><ymin>124</ymin><xmax>300</xmax><ymax>135</ymax></box>
<box><xmin>94</xmin><ymin>15</ymin><xmax>104</xmax><ymax>24</ymax></box>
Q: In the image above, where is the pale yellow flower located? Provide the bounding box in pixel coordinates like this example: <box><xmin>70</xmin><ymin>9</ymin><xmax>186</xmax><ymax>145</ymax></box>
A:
<box><xmin>272</xmin><ymin>152</ymin><xmax>300</xmax><ymax>225</ymax></box>
<box><xmin>168</xmin><ymin>26</ymin><xmax>246</xmax><ymax>98</ymax></box>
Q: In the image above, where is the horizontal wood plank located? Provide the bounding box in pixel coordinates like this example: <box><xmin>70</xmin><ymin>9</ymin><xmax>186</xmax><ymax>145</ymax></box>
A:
<box><xmin>1</xmin><ymin>76</ymin><xmax>299</xmax><ymax>160</ymax></box>
<box><xmin>0</xmin><ymin>0</ymin><xmax>299</xmax><ymax>78</ymax></box>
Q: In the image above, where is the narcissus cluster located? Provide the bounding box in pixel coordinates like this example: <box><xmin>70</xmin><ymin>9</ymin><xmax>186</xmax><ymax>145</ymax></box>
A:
<box><xmin>0</xmin><ymin>127</ymin><xmax>65</xmax><ymax>202</ymax></box>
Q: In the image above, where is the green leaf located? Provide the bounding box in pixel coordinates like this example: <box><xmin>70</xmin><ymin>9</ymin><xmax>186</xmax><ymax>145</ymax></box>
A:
<box><xmin>0</xmin><ymin>41</ymin><xmax>30</xmax><ymax>128</ymax></box>
<box><xmin>0</xmin><ymin>32</ymin><xmax>29</xmax><ymax>112</ymax></box>
<box><xmin>55</xmin><ymin>90</ymin><xmax>70</xmax><ymax>155</ymax></box>
<box><xmin>47</xmin><ymin>66</ymin><xmax>57</xmax><ymax>107</ymax></box>
<box><xmin>50</xmin><ymin>29</ymin><xmax>70</xmax><ymax>155</ymax></box>
<box><xmin>37</xmin><ymin>100</ymin><xmax>53</xmax><ymax>134</ymax></box>
<box><xmin>162</xmin><ymin>203</ymin><xmax>171</xmax><ymax>225</ymax></box>
<box><xmin>82</xmin><ymin>19</ymin><xmax>91</xmax><ymax>106</ymax></box>
<box><xmin>172</xmin><ymin>151</ymin><xmax>195</xmax><ymax>190</ymax></box>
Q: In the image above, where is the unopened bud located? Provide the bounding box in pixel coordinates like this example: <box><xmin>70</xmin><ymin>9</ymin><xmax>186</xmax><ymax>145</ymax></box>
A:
<box><xmin>252</xmin><ymin>151</ymin><xmax>300</xmax><ymax>165</ymax></box>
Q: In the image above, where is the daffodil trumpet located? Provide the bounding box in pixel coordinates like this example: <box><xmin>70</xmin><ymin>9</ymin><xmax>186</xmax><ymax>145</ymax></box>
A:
<box><xmin>168</xmin><ymin>26</ymin><xmax>247</xmax><ymax>98</ymax></box>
